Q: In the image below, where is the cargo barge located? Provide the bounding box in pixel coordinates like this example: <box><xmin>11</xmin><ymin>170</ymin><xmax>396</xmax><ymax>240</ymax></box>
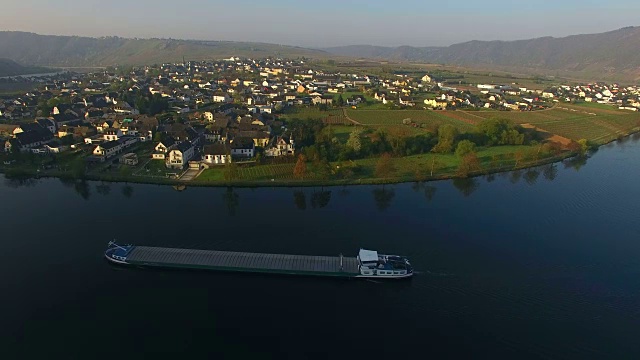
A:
<box><xmin>105</xmin><ymin>242</ymin><xmax>413</xmax><ymax>279</ymax></box>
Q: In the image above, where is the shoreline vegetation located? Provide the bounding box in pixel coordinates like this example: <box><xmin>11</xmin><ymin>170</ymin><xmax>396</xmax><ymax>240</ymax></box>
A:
<box><xmin>6</xmin><ymin>105</ymin><xmax>640</xmax><ymax>188</ymax></box>
<box><xmin>0</xmin><ymin>139</ymin><xmax>622</xmax><ymax>188</ymax></box>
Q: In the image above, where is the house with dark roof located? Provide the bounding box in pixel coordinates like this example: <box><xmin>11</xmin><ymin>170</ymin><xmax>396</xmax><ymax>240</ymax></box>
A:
<box><xmin>166</xmin><ymin>141</ymin><xmax>195</xmax><ymax>169</ymax></box>
<box><xmin>230</xmin><ymin>136</ymin><xmax>255</xmax><ymax>158</ymax></box>
<box><xmin>5</xmin><ymin>130</ymin><xmax>54</xmax><ymax>153</ymax></box>
<box><xmin>203</xmin><ymin>143</ymin><xmax>231</xmax><ymax>165</ymax></box>
<box><xmin>153</xmin><ymin>137</ymin><xmax>176</xmax><ymax>160</ymax></box>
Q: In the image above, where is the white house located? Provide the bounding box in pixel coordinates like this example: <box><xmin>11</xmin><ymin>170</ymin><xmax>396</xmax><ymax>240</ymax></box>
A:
<box><xmin>93</xmin><ymin>141</ymin><xmax>123</xmax><ymax>158</ymax></box>
<box><xmin>203</xmin><ymin>144</ymin><xmax>231</xmax><ymax>165</ymax></box>
<box><xmin>213</xmin><ymin>92</ymin><xmax>232</xmax><ymax>103</ymax></box>
<box><xmin>103</xmin><ymin>129</ymin><xmax>123</xmax><ymax>142</ymax></box>
<box><xmin>152</xmin><ymin>138</ymin><xmax>176</xmax><ymax>160</ymax></box>
<box><xmin>265</xmin><ymin>136</ymin><xmax>295</xmax><ymax>157</ymax></box>
<box><xmin>166</xmin><ymin>141</ymin><xmax>195</xmax><ymax>169</ymax></box>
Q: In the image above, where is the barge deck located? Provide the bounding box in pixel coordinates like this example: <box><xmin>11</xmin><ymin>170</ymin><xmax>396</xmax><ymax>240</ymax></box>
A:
<box><xmin>108</xmin><ymin>244</ymin><xmax>361</xmax><ymax>277</ymax></box>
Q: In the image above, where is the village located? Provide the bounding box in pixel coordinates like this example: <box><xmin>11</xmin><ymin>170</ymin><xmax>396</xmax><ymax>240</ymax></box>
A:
<box><xmin>1</xmin><ymin>56</ymin><xmax>640</xmax><ymax>182</ymax></box>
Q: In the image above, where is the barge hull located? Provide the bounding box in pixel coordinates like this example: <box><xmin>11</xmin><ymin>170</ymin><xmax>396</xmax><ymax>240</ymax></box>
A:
<box><xmin>114</xmin><ymin>246</ymin><xmax>361</xmax><ymax>278</ymax></box>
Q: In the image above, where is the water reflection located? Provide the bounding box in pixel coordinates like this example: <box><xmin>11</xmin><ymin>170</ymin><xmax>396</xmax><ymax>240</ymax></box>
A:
<box><xmin>543</xmin><ymin>164</ymin><xmax>558</xmax><ymax>181</ymax></box>
<box><xmin>310</xmin><ymin>189</ymin><xmax>331</xmax><ymax>209</ymax></box>
<box><xmin>292</xmin><ymin>189</ymin><xmax>332</xmax><ymax>210</ymax></box>
<box><xmin>510</xmin><ymin>170</ymin><xmax>522</xmax><ymax>184</ymax></box>
<box><xmin>411</xmin><ymin>182</ymin><xmax>438</xmax><ymax>202</ymax></box>
<box><xmin>223</xmin><ymin>187</ymin><xmax>239</xmax><ymax>216</ymax></box>
<box><xmin>4</xmin><ymin>176</ymin><xmax>38</xmax><ymax>189</ymax></box>
<box><xmin>74</xmin><ymin>180</ymin><xmax>91</xmax><ymax>200</ymax></box>
<box><xmin>122</xmin><ymin>185</ymin><xmax>133</xmax><ymax>199</ymax></box>
<box><xmin>452</xmin><ymin>178</ymin><xmax>480</xmax><ymax>197</ymax></box>
<box><xmin>95</xmin><ymin>182</ymin><xmax>111</xmax><ymax>196</ymax></box>
<box><xmin>564</xmin><ymin>156</ymin><xmax>588</xmax><ymax>172</ymax></box>
<box><xmin>524</xmin><ymin>169</ymin><xmax>540</xmax><ymax>185</ymax></box>
<box><xmin>372</xmin><ymin>187</ymin><xmax>395</xmax><ymax>211</ymax></box>
<box><xmin>424</xmin><ymin>185</ymin><xmax>437</xmax><ymax>202</ymax></box>
<box><xmin>294</xmin><ymin>191</ymin><xmax>306</xmax><ymax>210</ymax></box>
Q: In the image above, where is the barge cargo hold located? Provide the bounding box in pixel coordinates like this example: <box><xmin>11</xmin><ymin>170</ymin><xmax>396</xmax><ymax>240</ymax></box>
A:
<box><xmin>105</xmin><ymin>242</ymin><xmax>413</xmax><ymax>279</ymax></box>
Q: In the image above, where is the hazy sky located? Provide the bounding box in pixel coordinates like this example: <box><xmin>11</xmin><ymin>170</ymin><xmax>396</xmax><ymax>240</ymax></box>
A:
<box><xmin>1</xmin><ymin>0</ymin><xmax>638</xmax><ymax>47</ymax></box>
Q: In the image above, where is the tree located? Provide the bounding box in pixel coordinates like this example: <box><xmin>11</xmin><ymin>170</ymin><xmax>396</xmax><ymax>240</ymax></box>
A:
<box><xmin>337</xmin><ymin>94</ymin><xmax>345</xmax><ymax>107</ymax></box>
<box><xmin>224</xmin><ymin>161</ymin><xmax>239</xmax><ymax>181</ymax></box>
<box><xmin>433</xmin><ymin>124</ymin><xmax>458</xmax><ymax>153</ymax></box>
<box><xmin>312</xmin><ymin>160</ymin><xmax>332</xmax><ymax>180</ymax></box>
<box><xmin>346</xmin><ymin>128</ymin><xmax>363</xmax><ymax>153</ymax></box>
<box><xmin>455</xmin><ymin>140</ymin><xmax>477</xmax><ymax>158</ymax></box>
<box><xmin>293</xmin><ymin>154</ymin><xmax>307</xmax><ymax>179</ymax></box>
<box><xmin>457</xmin><ymin>153</ymin><xmax>481</xmax><ymax>177</ymax></box>
<box><xmin>375</xmin><ymin>153</ymin><xmax>395</xmax><ymax>179</ymax></box>
<box><xmin>430</xmin><ymin>157</ymin><xmax>445</xmax><ymax>177</ymax></box>
<box><xmin>477</xmin><ymin>118</ymin><xmax>525</xmax><ymax>146</ymax></box>
<box><xmin>577</xmin><ymin>139</ymin><xmax>589</xmax><ymax>156</ymax></box>
<box><xmin>513</xmin><ymin>150</ymin><xmax>525</xmax><ymax>168</ymax></box>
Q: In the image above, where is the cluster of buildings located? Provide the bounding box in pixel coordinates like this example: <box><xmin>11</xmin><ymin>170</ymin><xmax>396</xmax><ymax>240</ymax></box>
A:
<box><xmin>2</xmin><ymin>57</ymin><xmax>639</xmax><ymax>171</ymax></box>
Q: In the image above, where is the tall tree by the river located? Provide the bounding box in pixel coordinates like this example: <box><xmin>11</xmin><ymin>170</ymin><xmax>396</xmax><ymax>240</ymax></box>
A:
<box><xmin>375</xmin><ymin>153</ymin><xmax>395</xmax><ymax>179</ymax></box>
<box><xmin>293</xmin><ymin>155</ymin><xmax>307</xmax><ymax>180</ymax></box>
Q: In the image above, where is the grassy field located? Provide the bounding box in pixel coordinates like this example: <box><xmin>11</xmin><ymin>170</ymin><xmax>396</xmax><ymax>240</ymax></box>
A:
<box><xmin>192</xmin><ymin>144</ymin><xmax>556</xmax><ymax>185</ymax></box>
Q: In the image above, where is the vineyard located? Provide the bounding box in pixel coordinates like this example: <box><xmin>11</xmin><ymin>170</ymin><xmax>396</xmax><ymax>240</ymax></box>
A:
<box><xmin>280</xmin><ymin>107</ymin><xmax>346</xmax><ymax>123</ymax></box>
<box><xmin>345</xmin><ymin>109</ymin><xmax>476</xmax><ymax>132</ymax></box>
<box><xmin>469</xmin><ymin>107</ymin><xmax>640</xmax><ymax>144</ymax></box>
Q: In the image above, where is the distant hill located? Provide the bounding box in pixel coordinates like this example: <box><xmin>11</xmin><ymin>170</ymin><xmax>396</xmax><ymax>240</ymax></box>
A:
<box><xmin>0</xmin><ymin>58</ymin><xmax>52</xmax><ymax>77</ymax></box>
<box><xmin>0</xmin><ymin>32</ymin><xmax>331</xmax><ymax>67</ymax></box>
<box><xmin>325</xmin><ymin>27</ymin><xmax>640</xmax><ymax>80</ymax></box>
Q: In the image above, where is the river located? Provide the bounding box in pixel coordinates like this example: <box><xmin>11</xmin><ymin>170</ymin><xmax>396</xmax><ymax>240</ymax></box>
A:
<box><xmin>2</xmin><ymin>136</ymin><xmax>640</xmax><ymax>359</ymax></box>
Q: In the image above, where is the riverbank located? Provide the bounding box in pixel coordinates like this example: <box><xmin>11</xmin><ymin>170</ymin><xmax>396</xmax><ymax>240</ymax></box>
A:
<box><xmin>0</xmin><ymin>147</ymin><xmax>576</xmax><ymax>188</ymax></box>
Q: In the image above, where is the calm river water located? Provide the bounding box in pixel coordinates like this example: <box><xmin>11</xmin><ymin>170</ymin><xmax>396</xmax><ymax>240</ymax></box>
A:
<box><xmin>2</xmin><ymin>136</ymin><xmax>640</xmax><ymax>359</ymax></box>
